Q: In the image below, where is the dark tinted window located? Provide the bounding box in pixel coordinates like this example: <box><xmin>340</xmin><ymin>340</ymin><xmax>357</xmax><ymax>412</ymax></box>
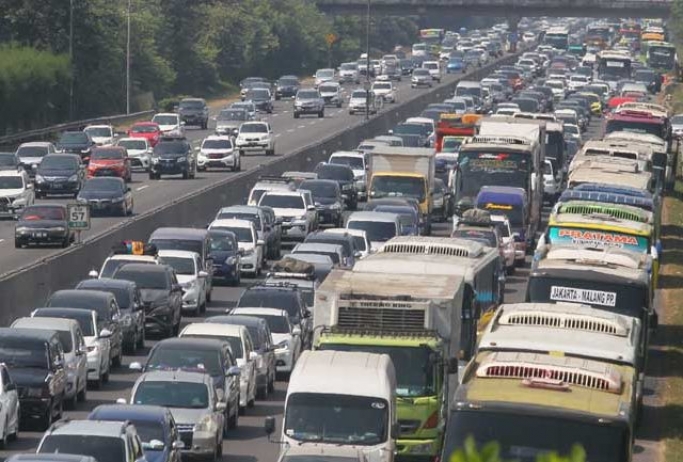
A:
<box><xmin>40</xmin><ymin>156</ymin><xmax>78</xmax><ymax>169</ymax></box>
<box><xmin>114</xmin><ymin>269</ymin><xmax>169</xmax><ymax>290</ymax></box>
<box><xmin>39</xmin><ymin>435</ymin><xmax>126</xmax><ymax>462</ymax></box>
<box><xmin>238</xmin><ymin>290</ymin><xmax>301</xmax><ymax>322</ymax></box>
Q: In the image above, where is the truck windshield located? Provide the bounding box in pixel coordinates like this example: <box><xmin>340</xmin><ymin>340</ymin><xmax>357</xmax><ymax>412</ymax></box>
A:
<box><xmin>526</xmin><ymin>274</ymin><xmax>648</xmax><ymax>319</ymax></box>
<box><xmin>318</xmin><ymin>344</ymin><xmax>434</xmax><ymax>397</ymax></box>
<box><xmin>370</xmin><ymin>176</ymin><xmax>426</xmax><ymax>202</ymax></box>
<box><xmin>285</xmin><ymin>393</ymin><xmax>388</xmax><ymax>445</ymax></box>
<box><xmin>443</xmin><ymin>410</ymin><xmax>629</xmax><ymax>462</ymax></box>
<box><xmin>605</xmin><ymin>119</ymin><xmax>666</xmax><ymax>139</ymax></box>
<box><xmin>457</xmin><ymin>151</ymin><xmax>531</xmax><ymax>197</ymax></box>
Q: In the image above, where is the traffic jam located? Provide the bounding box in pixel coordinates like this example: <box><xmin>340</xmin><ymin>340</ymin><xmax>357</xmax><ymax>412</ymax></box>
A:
<box><xmin>0</xmin><ymin>16</ymin><xmax>677</xmax><ymax>462</ymax></box>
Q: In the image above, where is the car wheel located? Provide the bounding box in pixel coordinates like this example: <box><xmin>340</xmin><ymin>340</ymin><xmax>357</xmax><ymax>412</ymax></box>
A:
<box><xmin>137</xmin><ymin>326</ymin><xmax>145</xmax><ymax>350</ymax></box>
<box><xmin>228</xmin><ymin>404</ymin><xmax>238</xmax><ymax>429</ymax></box>
<box><xmin>61</xmin><ymin>236</ymin><xmax>70</xmax><ymax>248</ymax></box>
<box><xmin>14</xmin><ymin>240</ymin><xmax>22</xmax><ymax>249</ymax></box>
<box><xmin>349</xmin><ymin>110</ymin><xmax>355</xmax><ymax>115</ymax></box>
<box><xmin>257</xmin><ymin>382</ymin><xmax>268</xmax><ymax>400</ymax></box>
<box><xmin>173</xmin><ymin>318</ymin><xmax>181</xmax><ymax>336</ymax></box>
<box><xmin>182</xmin><ymin>170</ymin><xmax>189</xmax><ymax>179</ymax></box>
<box><xmin>112</xmin><ymin>349</ymin><xmax>122</xmax><ymax>368</ymax></box>
<box><xmin>39</xmin><ymin>403</ymin><xmax>53</xmax><ymax>431</ymax></box>
<box><xmin>66</xmin><ymin>387</ymin><xmax>78</xmax><ymax>410</ymax></box>
<box><xmin>0</xmin><ymin>418</ymin><xmax>10</xmax><ymax>449</ymax></box>
<box><xmin>293</xmin><ymin>112</ymin><xmax>300</xmax><ymax>119</ymax></box>
<box><xmin>77</xmin><ymin>380</ymin><xmax>87</xmax><ymax>402</ymax></box>
<box><xmin>318</xmin><ymin>110</ymin><xmax>324</xmax><ymax>118</ymax></box>
<box><xmin>268</xmin><ymin>370</ymin><xmax>275</xmax><ymax>391</ymax></box>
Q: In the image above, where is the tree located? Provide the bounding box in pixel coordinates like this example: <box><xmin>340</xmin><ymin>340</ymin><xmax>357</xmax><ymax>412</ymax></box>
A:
<box><xmin>448</xmin><ymin>437</ymin><xmax>586</xmax><ymax>462</ymax></box>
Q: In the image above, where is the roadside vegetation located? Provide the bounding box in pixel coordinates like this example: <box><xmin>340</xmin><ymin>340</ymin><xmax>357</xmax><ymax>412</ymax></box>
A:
<box><xmin>449</xmin><ymin>437</ymin><xmax>585</xmax><ymax>462</ymax></box>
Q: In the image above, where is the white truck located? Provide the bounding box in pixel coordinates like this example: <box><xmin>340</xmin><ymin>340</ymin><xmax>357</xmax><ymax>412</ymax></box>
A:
<box><xmin>266</xmin><ymin>350</ymin><xmax>397</xmax><ymax>462</ymax></box>
<box><xmin>367</xmin><ymin>146</ymin><xmax>436</xmax><ymax>234</ymax></box>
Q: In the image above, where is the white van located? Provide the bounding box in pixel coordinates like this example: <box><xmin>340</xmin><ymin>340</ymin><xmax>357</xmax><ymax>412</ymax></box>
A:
<box><xmin>346</xmin><ymin>211</ymin><xmax>401</xmax><ymax>250</ymax></box>
<box><xmin>267</xmin><ymin>350</ymin><xmax>397</xmax><ymax>462</ymax></box>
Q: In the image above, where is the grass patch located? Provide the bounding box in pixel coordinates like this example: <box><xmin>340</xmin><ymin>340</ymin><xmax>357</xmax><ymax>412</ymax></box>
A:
<box><xmin>657</xmin><ymin>179</ymin><xmax>683</xmax><ymax>462</ymax></box>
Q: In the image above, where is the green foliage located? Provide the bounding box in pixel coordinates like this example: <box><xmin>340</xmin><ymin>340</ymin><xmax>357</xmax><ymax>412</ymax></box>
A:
<box><xmin>448</xmin><ymin>437</ymin><xmax>586</xmax><ymax>462</ymax></box>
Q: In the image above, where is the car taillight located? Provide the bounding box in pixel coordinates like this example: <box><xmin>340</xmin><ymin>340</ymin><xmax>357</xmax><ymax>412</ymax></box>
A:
<box><xmin>422</xmin><ymin>410</ymin><xmax>439</xmax><ymax>429</ymax></box>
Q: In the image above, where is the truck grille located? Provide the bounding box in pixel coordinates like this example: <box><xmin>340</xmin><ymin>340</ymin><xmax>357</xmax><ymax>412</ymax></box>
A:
<box><xmin>337</xmin><ymin>305</ymin><xmax>425</xmax><ymax>332</ymax></box>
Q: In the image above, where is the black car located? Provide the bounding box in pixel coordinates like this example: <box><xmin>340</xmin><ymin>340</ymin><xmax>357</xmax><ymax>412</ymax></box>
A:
<box><xmin>313</xmin><ymin>163</ymin><xmax>357</xmax><ymax>209</ymax></box>
<box><xmin>293</xmin><ymin>89</ymin><xmax>325</xmax><ymax>118</ymax></box>
<box><xmin>150</xmin><ymin>136</ymin><xmax>196</xmax><ymax>180</ymax></box>
<box><xmin>275</xmin><ymin>76</ymin><xmax>300</xmax><ymax>99</ymax></box>
<box><xmin>177</xmin><ymin>98</ymin><xmax>209</xmax><ymax>129</ymax></box>
<box><xmin>399</xmin><ymin>58</ymin><xmax>414</xmax><ymax>75</ymax></box>
<box><xmin>77</xmin><ymin>177</ymin><xmax>133</xmax><ymax>216</ymax></box>
<box><xmin>34</xmin><ymin>154</ymin><xmax>84</xmax><ymax>198</ymax></box>
<box><xmin>112</xmin><ymin>263</ymin><xmax>182</xmax><ymax>337</ymax></box>
<box><xmin>75</xmin><ymin>278</ymin><xmax>145</xmax><ymax>354</ymax></box>
<box><xmin>0</xmin><ymin>152</ymin><xmax>20</xmax><ymax>171</ymax></box>
<box><xmin>56</xmin><ymin>131</ymin><xmax>96</xmax><ymax>161</ymax></box>
<box><xmin>246</xmin><ymin>88</ymin><xmax>274</xmax><ymax>114</ymax></box>
<box><xmin>46</xmin><ymin>289</ymin><xmax>124</xmax><ymax>367</ymax></box>
<box><xmin>0</xmin><ymin>327</ymin><xmax>67</xmax><ymax>430</ymax></box>
<box><xmin>299</xmin><ymin>179</ymin><xmax>344</xmax><ymax>227</ymax></box>
<box><xmin>236</xmin><ymin>284</ymin><xmax>311</xmax><ymax>348</ymax></box>
<box><xmin>633</xmin><ymin>68</ymin><xmax>662</xmax><ymax>94</ymax></box>
<box><xmin>15</xmin><ymin>204</ymin><xmax>73</xmax><ymax>249</ymax></box>
<box><xmin>208</xmin><ymin>229</ymin><xmax>241</xmax><ymax>286</ymax></box>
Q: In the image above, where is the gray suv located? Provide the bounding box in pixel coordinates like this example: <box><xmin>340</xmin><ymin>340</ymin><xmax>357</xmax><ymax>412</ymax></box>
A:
<box><xmin>178</xmin><ymin>98</ymin><xmax>209</xmax><ymax>130</ymax></box>
<box><xmin>293</xmin><ymin>89</ymin><xmax>325</xmax><ymax>119</ymax></box>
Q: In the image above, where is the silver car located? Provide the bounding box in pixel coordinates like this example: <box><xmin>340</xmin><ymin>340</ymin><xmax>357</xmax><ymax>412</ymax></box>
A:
<box><xmin>127</xmin><ymin>370</ymin><xmax>229</xmax><ymax>461</ymax></box>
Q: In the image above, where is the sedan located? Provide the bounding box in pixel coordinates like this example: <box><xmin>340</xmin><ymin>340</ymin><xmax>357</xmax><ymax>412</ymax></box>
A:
<box><xmin>77</xmin><ymin>177</ymin><xmax>133</xmax><ymax>216</ymax></box>
<box><xmin>34</xmin><ymin>154</ymin><xmax>85</xmax><ymax>198</ymax></box>
<box><xmin>15</xmin><ymin>204</ymin><xmax>73</xmax><ymax>248</ymax></box>
<box><xmin>127</xmin><ymin>122</ymin><xmax>162</xmax><ymax>147</ymax></box>
<box><xmin>116</xmin><ymin>138</ymin><xmax>152</xmax><ymax>172</ymax></box>
<box><xmin>87</xmin><ymin>147</ymin><xmax>132</xmax><ymax>182</ymax></box>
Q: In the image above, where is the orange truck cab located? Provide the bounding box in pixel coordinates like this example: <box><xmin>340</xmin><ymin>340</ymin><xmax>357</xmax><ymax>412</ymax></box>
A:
<box><xmin>436</xmin><ymin>113</ymin><xmax>482</xmax><ymax>152</ymax></box>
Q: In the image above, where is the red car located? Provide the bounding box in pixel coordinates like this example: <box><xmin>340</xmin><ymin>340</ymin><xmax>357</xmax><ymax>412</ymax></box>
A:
<box><xmin>128</xmin><ymin>122</ymin><xmax>161</xmax><ymax>147</ymax></box>
<box><xmin>88</xmin><ymin>147</ymin><xmax>132</xmax><ymax>182</ymax></box>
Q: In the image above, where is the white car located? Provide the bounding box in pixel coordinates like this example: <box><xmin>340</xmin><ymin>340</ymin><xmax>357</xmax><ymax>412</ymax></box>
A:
<box><xmin>318</xmin><ymin>82</ymin><xmax>344</xmax><ymax>108</ymax></box>
<box><xmin>346</xmin><ymin>211</ymin><xmax>401</xmax><ymax>250</ymax></box>
<box><xmin>116</xmin><ymin>137</ymin><xmax>152</xmax><ymax>171</ymax></box>
<box><xmin>563</xmin><ymin>123</ymin><xmax>583</xmax><ymax>144</ymax></box>
<box><xmin>545</xmin><ymin>79</ymin><xmax>568</xmax><ymax>100</ymax></box>
<box><xmin>90</xmin><ymin>253</ymin><xmax>158</xmax><ymax>279</ymax></box>
<box><xmin>83</xmin><ymin>125</ymin><xmax>115</xmax><ymax>146</ymax></box>
<box><xmin>15</xmin><ymin>141</ymin><xmax>57</xmax><ymax>172</ymax></box>
<box><xmin>11</xmin><ymin>317</ymin><xmax>88</xmax><ymax>406</ymax></box>
<box><xmin>0</xmin><ymin>170</ymin><xmax>34</xmax><ymax>218</ymax></box>
<box><xmin>323</xmin><ymin>227</ymin><xmax>371</xmax><ymax>259</ymax></box>
<box><xmin>423</xmin><ymin>61</ymin><xmax>442</xmax><ymax>82</ymax></box>
<box><xmin>31</xmin><ymin>307</ymin><xmax>112</xmax><ymax>388</ymax></box>
<box><xmin>0</xmin><ymin>363</ymin><xmax>19</xmax><ymax>446</ymax></box>
<box><xmin>489</xmin><ymin>214</ymin><xmax>516</xmax><ymax>274</ymax></box>
<box><xmin>231</xmin><ymin>101</ymin><xmax>257</xmax><ymax>121</ymax></box>
<box><xmin>314</xmin><ymin>68</ymin><xmax>336</xmax><ymax>87</ymax></box>
<box><xmin>406</xmin><ymin>117</ymin><xmax>435</xmax><ymax>147</ymax></box>
<box><xmin>180</xmin><ymin>323</ymin><xmax>258</xmax><ymax>412</ymax></box>
<box><xmin>229</xmin><ymin>307</ymin><xmax>302</xmax><ymax>376</ymax></box>
<box><xmin>151</xmin><ymin>113</ymin><xmax>185</xmax><ymax>136</ymax></box>
<box><xmin>542</xmin><ymin>158</ymin><xmax>560</xmax><ymax>202</ymax></box>
<box><xmin>198</xmin><ymin>135</ymin><xmax>240</xmax><ymax>171</ymax></box>
<box><xmin>348</xmin><ymin>89</ymin><xmax>378</xmax><ymax>115</ymax></box>
<box><xmin>567</xmin><ymin>74</ymin><xmax>590</xmax><ymax>92</ymax></box>
<box><xmin>158</xmin><ymin>250</ymin><xmax>208</xmax><ymax>315</ymax></box>
<box><xmin>338</xmin><ymin>62</ymin><xmax>360</xmax><ymax>84</ymax></box>
<box><xmin>371</xmin><ymin>81</ymin><xmax>398</xmax><ymax>104</ymax></box>
<box><xmin>209</xmin><ymin>219</ymin><xmax>264</xmax><ymax>277</ymax></box>
<box><xmin>235</xmin><ymin>122</ymin><xmax>275</xmax><ymax>156</ymax></box>
<box><xmin>258</xmin><ymin>190</ymin><xmax>317</xmax><ymax>243</ymax></box>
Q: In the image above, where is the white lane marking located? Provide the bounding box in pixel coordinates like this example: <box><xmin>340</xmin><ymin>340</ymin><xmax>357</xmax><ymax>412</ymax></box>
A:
<box><xmin>275</xmin><ymin>134</ymin><xmax>282</xmax><ymax>138</ymax></box>
<box><xmin>136</xmin><ymin>185</ymin><xmax>149</xmax><ymax>192</ymax></box>
<box><xmin>0</xmin><ymin>239</ymin><xmax>5</xmax><ymax>244</ymax></box>
<box><xmin>308</xmin><ymin>121</ymin><xmax>316</xmax><ymax>126</ymax></box>
<box><xmin>282</xmin><ymin>110</ymin><xmax>289</xmax><ymax>114</ymax></box>
<box><xmin>287</xmin><ymin>129</ymin><xmax>295</xmax><ymax>133</ymax></box>
<box><xmin>297</xmin><ymin>125</ymin><xmax>306</xmax><ymax>129</ymax></box>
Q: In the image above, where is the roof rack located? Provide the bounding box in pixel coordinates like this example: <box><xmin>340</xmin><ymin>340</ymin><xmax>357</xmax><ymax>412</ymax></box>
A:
<box><xmin>476</xmin><ymin>351</ymin><xmax>623</xmax><ymax>393</ymax></box>
<box><xmin>380</xmin><ymin>236</ymin><xmax>484</xmax><ymax>258</ymax></box>
<box><xmin>266</xmin><ymin>272</ymin><xmax>315</xmax><ymax>281</ymax></box>
<box><xmin>498</xmin><ymin>309</ymin><xmax>630</xmax><ymax>336</ymax></box>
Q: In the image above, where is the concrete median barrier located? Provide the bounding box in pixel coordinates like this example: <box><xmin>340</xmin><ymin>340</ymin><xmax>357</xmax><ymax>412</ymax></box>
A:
<box><xmin>0</xmin><ymin>50</ymin><xmax>523</xmax><ymax>325</ymax></box>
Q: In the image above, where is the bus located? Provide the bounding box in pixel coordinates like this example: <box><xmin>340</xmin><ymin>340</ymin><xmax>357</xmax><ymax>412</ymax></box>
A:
<box><xmin>647</xmin><ymin>41</ymin><xmax>677</xmax><ymax>71</ymax></box>
<box><xmin>585</xmin><ymin>23</ymin><xmax>612</xmax><ymax>49</ymax></box>
<box><xmin>543</xmin><ymin>27</ymin><xmax>569</xmax><ymax>51</ymax></box>
<box><xmin>420</xmin><ymin>29</ymin><xmax>445</xmax><ymax>54</ymax></box>
<box><xmin>597</xmin><ymin>50</ymin><xmax>632</xmax><ymax>83</ymax></box>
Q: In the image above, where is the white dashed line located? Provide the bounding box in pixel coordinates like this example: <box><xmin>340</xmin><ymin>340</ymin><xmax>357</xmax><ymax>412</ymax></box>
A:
<box><xmin>0</xmin><ymin>239</ymin><xmax>5</xmax><ymax>244</ymax></box>
<box><xmin>287</xmin><ymin>129</ymin><xmax>295</xmax><ymax>133</ymax></box>
<box><xmin>275</xmin><ymin>134</ymin><xmax>282</xmax><ymax>138</ymax></box>
<box><xmin>136</xmin><ymin>185</ymin><xmax>149</xmax><ymax>192</ymax></box>
<box><xmin>297</xmin><ymin>125</ymin><xmax>306</xmax><ymax>129</ymax></box>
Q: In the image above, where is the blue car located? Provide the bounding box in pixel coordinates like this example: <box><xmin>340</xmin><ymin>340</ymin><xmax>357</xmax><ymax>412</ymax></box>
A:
<box><xmin>88</xmin><ymin>404</ymin><xmax>183</xmax><ymax>462</ymax></box>
<box><xmin>208</xmin><ymin>229</ymin><xmax>241</xmax><ymax>285</ymax></box>
<box><xmin>373</xmin><ymin>205</ymin><xmax>420</xmax><ymax>236</ymax></box>
<box><xmin>447</xmin><ymin>57</ymin><xmax>466</xmax><ymax>73</ymax></box>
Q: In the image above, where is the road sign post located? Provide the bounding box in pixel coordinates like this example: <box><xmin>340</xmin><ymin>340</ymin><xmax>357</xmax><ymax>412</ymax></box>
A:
<box><xmin>325</xmin><ymin>33</ymin><xmax>338</xmax><ymax>68</ymax></box>
<box><xmin>67</xmin><ymin>203</ymin><xmax>91</xmax><ymax>244</ymax></box>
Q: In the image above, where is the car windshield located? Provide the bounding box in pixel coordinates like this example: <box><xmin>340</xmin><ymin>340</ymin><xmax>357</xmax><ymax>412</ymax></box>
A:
<box><xmin>60</xmin><ymin>132</ymin><xmax>89</xmax><ymax>143</ymax></box>
<box><xmin>564</xmin><ymin>125</ymin><xmax>579</xmax><ymax>135</ymax></box>
<box><xmin>279</xmin><ymin>78</ymin><xmax>299</xmax><ymax>86</ymax></box>
<box><xmin>351</xmin><ymin>91</ymin><xmax>367</xmax><ymax>98</ymax></box>
<box><xmin>298</xmin><ymin>91</ymin><xmax>320</xmax><ymax>99</ymax></box>
<box><xmin>341</xmin><ymin>64</ymin><xmax>356</xmax><ymax>70</ymax></box>
<box><xmin>238</xmin><ymin>291</ymin><xmax>301</xmax><ymax>322</ymax></box>
<box><xmin>53</xmin><ymin>330</ymin><xmax>74</xmax><ymax>353</ymax></box>
<box><xmin>183</xmin><ymin>334</ymin><xmax>243</xmax><ymax>358</ymax></box>
<box><xmin>452</xmin><ymin>228</ymin><xmax>497</xmax><ymax>246</ymax></box>
<box><xmin>260</xmin><ymin>194</ymin><xmax>304</xmax><ymax>209</ymax></box>
<box><xmin>240</xmin><ymin>124</ymin><xmax>267</xmax><ymax>133</ymax></box>
<box><xmin>35</xmin><ymin>310</ymin><xmax>95</xmax><ymax>337</ymax></box>
<box><xmin>218</xmin><ymin>110</ymin><xmax>247</xmax><ymax>121</ymax></box>
<box><xmin>114</xmin><ymin>269</ymin><xmax>168</xmax><ymax>290</ymax></box>
<box><xmin>245</xmin><ymin>314</ymin><xmax>289</xmax><ymax>333</ymax></box>
<box><xmin>203</xmin><ymin>139</ymin><xmax>233</xmax><ymax>149</ymax></box>
<box><xmin>131</xmin><ymin>125</ymin><xmax>158</xmax><ymax>134</ymax></box>
<box><xmin>153</xmin><ymin>115</ymin><xmax>178</xmax><ymax>125</ymax></box>
<box><xmin>39</xmin><ymin>435</ymin><xmax>126</xmax><ymax>462</ymax></box>
<box><xmin>150</xmin><ymin>238</ymin><xmax>202</xmax><ymax>255</ymax></box>
<box><xmin>348</xmin><ymin>220</ymin><xmax>397</xmax><ymax>242</ymax></box>
<box><xmin>92</xmin><ymin>149</ymin><xmax>124</xmax><ymax>160</ymax></box>
<box><xmin>373</xmin><ymin>83</ymin><xmax>391</xmax><ymax>90</ymax></box>
<box><xmin>0</xmin><ymin>340</ymin><xmax>47</xmax><ymax>368</ymax></box>
<box><xmin>316</xmin><ymin>165</ymin><xmax>353</xmax><ymax>181</ymax></box>
<box><xmin>85</xmin><ymin>285</ymin><xmax>131</xmax><ymax>310</ymax></box>
<box><xmin>284</xmin><ymin>393</ymin><xmax>388</xmax><ymax>445</ymax></box>
<box><xmin>133</xmin><ymin>381</ymin><xmax>209</xmax><ymax>408</ymax></box>
<box><xmin>118</xmin><ymin>140</ymin><xmax>147</xmax><ymax>150</ymax></box>
<box><xmin>154</xmin><ymin>142</ymin><xmax>187</xmax><ymax>155</ymax></box>
<box><xmin>131</xmin><ymin>420</ymin><xmax>166</xmax><ymax>446</ymax></box>
<box><xmin>179</xmin><ymin>100</ymin><xmax>204</xmax><ymax>109</ymax></box>
<box><xmin>316</xmin><ymin>70</ymin><xmax>334</xmax><ymax>79</ymax></box>
<box><xmin>329</xmin><ymin>156</ymin><xmax>363</xmax><ymax>170</ymax></box>
<box><xmin>0</xmin><ymin>176</ymin><xmax>23</xmax><ymax>189</ymax></box>
<box><xmin>370</xmin><ymin>175</ymin><xmax>426</xmax><ymax>202</ymax></box>
<box><xmin>40</xmin><ymin>156</ymin><xmax>77</xmax><ymax>169</ymax></box>
<box><xmin>20</xmin><ymin>206</ymin><xmax>65</xmax><ymax>221</ymax></box>
<box><xmin>159</xmin><ymin>256</ymin><xmax>196</xmax><ymax>275</ymax></box>
<box><xmin>319</xmin><ymin>85</ymin><xmax>338</xmax><ymax>93</ymax></box>
<box><xmin>212</xmin><ymin>226</ymin><xmax>253</xmax><ymax>243</ymax></box>
<box><xmin>147</xmin><ymin>347</ymin><xmax>221</xmax><ymax>376</ymax></box>
<box><xmin>209</xmin><ymin>234</ymin><xmax>237</xmax><ymax>251</ymax></box>
<box><xmin>300</xmin><ymin>181</ymin><xmax>338</xmax><ymax>198</ymax></box>
<box><xmin>17</xmin><ymin>146</ymin><xmax>49</xmax><ymax>158</ymax></box>
<box><xmin>85</xmin><ymin>127</ymin><xmax>112</xmax><ymax>137</ymax></box>
<box><xmin>248</xmin><ymin>89</ymin><xmax>270</xmax><ymax>99</ymax></box>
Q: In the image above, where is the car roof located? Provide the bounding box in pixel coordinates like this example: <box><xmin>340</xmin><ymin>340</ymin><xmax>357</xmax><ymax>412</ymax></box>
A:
<box><xmin>204</xmin><ymin>135</ymin><xmax>232</xmax><ymax>141</ymax></box>
<box><xmin>7</xmin><ymin>455</ymin><xmax>97</xmax><ymax>462</ymax></box>
<box><xmin>77</xmin><ymin>278</ymin><xmax>135</xmax><ymax>290</ymax></box>
<box><xmin>218</xmin><ymin>206</ymin><xmax>260</xmax><ymax>214</ymax></box>
<box><xmin>117</xmin><ymin>263</ymin><xmax>169</xmax><ymax>273</ymax></box>
<box><xmin>0</xmin><ymin>170</ymin><xmax>24</xmax><ymax>177</ymax></box>
<box><xmin>206</xmin><ymin>315</ymin><xmax>268</xmax><ymax>328</ymax></box>
<box><xmin>89</xmin><ymin>404</ymin><xmax>170</xmax><ymax>422</ymax></box>
<box><xmin>13</xmin><ymin>317</ymin><xmax>78</xmax><ymax>331</ymax></box>
<box><xmin>154</xmin><ymin>337</ymin><xmax>228</xmax><ymax>350</ymax></box>
<box><xmin>231</xmin><ymin>307</ymin><xmax>289</xmax><ymax>317</ymax></box>
<box><xmin>347</xmin><ymin>211</ymin><xmax>400</xmax><ymax>222</ymax></box>
<box><xmin>47</xmin><ymin>419</ymin><xmax>130</xmax><ymax>437</ymax></box>
<box><xmin>181</xmin><ymin>323</ymin><xmax>246</xmax><ymax>338</ymax></box>
<box><xmin>150</xmin><ymin>227</ymin><xmax>208</xmax><ymax>240</ymax></box>
<box><xmin>51</xmin><ymin>289</ymin><xmax>113</xmax><ymax>301</ymax></box>
<box><xmin>158</xmin><ymin>250</ymin><xmax>200</xmax><ymax>260</ymax></box>
<box><xmin>0</xmin><ymin>327</ymin><xmax>57</xmax><ymax>342</ymax></box>
<box><xmin>293</xmin><ymin>243</ymin><xmax>344</xmax><ymax>253</ymax></box>
<box><xmin>210</xmin><ymin>218</ymin><xmax>254</xmax><ymax>229</ymax></box>
<box><xmin>33</xmin><ymin>308</ymin><xmax>96</xmax><ymax>319</ymax></box>
<box><xmin>138</xmin><ymin>370</ymin><xmax>212</xmax><ymax>384</ymax></box>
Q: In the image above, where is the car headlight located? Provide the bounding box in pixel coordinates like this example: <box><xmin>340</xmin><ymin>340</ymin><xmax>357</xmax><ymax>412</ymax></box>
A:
<box><xmin>331</xmin><ymin>202</ymin><xmax>341</xmax><ymax>210</ymax></box>
<box><xmin>276</xmin><ymin>340</ymin><xmax>290</xmax><ymax>350</ymax></box>
<box><xmin>66</xmin><ymin>361</ymin><xmax>78</xmax><ymax>370</ymax></box>
<box><xmin>194</xmin><ymin>415</ymin><xmax>216</xmax><ymax>433</ymax></box>
<box><xmin>226</xmin><ymin>256</ymin><xmax>237</xmax><ymax>265</ymax></box>
<box><xmin>151</xmin><ymin>157</ymin><xmax>160</xmax><ymax>164</ymax></box>
<box><xmin>12</xmin><ymin>196</ymin><xmax>26</xmax><ymax>205</ymax></box>
<box><xmin>68</xmin><ymin>174</ymin><xmax>79</xmax><ymax>182</ymax></box>
<box><xmin>181</xmin><ymin>280</ymin><xmax>195</xmax><ymax>289</ymax></box>
<box><xmin>177</xmin><ymin>157</ymin><xmax>187</xmax><ymax>163</ymax></box>
<box><xmin>35</xmin><ymin>174</ymin><xmax>45</xmax><ymax>183</ymax></box>
<box><xmin>111</xmin><ymin>196</ymin><xmax>124</xmax><ymax>203</ymax></box>
<box><xmin>342</xmin><ymin>184</ymin><xmax>353</xmax><ymax>191</ymax></box>
<box><xmin>121</xmin><ymin>314</ymin><xmax>133</xmax><ymax>327</ymax></box>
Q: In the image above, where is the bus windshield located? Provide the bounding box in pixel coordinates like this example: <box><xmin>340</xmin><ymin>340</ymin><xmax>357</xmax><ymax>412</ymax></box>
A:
<box><xmin>457</xmin><ymin>151</ymin><xmax>531</xmax><ymax>198</ymax></box>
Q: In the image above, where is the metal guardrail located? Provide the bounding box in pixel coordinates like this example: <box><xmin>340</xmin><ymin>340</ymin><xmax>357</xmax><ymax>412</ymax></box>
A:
<box><xmin>0</xmin><ymin>110</ymin><xmax>156</xmax><ymax>147</ymax></box>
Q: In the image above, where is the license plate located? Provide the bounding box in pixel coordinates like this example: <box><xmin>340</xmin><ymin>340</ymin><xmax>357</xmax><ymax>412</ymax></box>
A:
<box><xmin>32</xmin><ymin>232</ymin><xmax>47</xmax><ymax>238</ymax></box>
<box><xmin>52</xmin><ymin>184</ymin><xmax>64</xmax><ymax>189</ymax></box>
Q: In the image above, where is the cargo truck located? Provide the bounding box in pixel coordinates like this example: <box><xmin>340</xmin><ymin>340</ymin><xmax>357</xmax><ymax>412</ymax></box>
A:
<box><xmin>367</xmin><ymin>147</ymin><xmax>436</xmax><ymax>234</ymax></box>
<box><xmin>312</xmin><ymin>269</ymin><xmax>467</xmax><ymax>462</ymax></box>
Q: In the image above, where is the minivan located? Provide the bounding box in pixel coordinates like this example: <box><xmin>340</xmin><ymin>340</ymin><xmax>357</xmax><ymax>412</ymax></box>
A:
<box><xmin>149</xmin><ymin>227</ymin><xmax>214</xmax><ymax>302</ymax></box>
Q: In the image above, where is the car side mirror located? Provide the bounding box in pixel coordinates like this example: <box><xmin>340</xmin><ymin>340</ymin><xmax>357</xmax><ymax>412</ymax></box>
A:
<box><xmin>307</xmin><ymin>205</ymin><xmax>315</xmax><ymax>211</ymax></box>
<box><xmin>238</xmin><ymin>249</ymin><xmax>245</xmax><ymax>256</ymax></box>
<box><xmin>216</xmin><ymin>401</ymin><xmax>227</xmax><ymax>412</ymax></box>
<box><xmin>256</xmin><ymin>239</ymin><xmax>265</xmax><ymax>246</ymax></box>
<box><xmin>292</xmin><ymin>326</ymin><xmax>302</xmax><ymax>336</ymax></box>
<box><xmin>198</xmin><ymin>270</ymin><xmax>209</xmax><ymax>278</ymax></box>
<box><xmin>172</xmin><ymin>284</ymin><xmax>182</xmax><ymax>292</ymax></box>
<box><xmin>88</xmin><ymin>269</ymin><xmax>99</xmax><ymax>279</ymax></box>
<box><xmin>129</xmin><ymin>361</ymin><xmax>143</xmax><ymax>371</ymax></box>
<box><xmin>227</xmin><ymin>365</ymin><xmax>241</xmax><ymax>377</ymax></box>
<box><xmin>116</xmin><ymin>398</ymin><xmax>128</xmax><ymax>404</ymax></box>
<box><xmin>147</xmin><ymin>440</ymin><xmax>165</xmax><ymax>451</ymax></box>
<box><xmin>126</xmin><ymin>187</ymin><xmax>131</xmax><ymax>192</ymax></box>
<box><xmin>264</xmin><ymin>416</ymin><xmax>276</xmax><ymax>436</ymax></box>
<box><xmin>249</xmin><ymin>351</ymin><xmax>259</xmax><ymax>361</ymax></box>
<box><xmin>99</xmin><ymin>328</ymin><xmax>112</xmax><ymax>339</ymax></box>
<box><xmin>172</xmin><ymin>440</ymin><xmax>185</xmax><ymax>450</ymax></box>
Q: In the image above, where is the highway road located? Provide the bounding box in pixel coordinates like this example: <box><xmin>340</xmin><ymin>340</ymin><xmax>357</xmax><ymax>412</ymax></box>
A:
<box><xmin>0</xmin><ymin>117</ymin><xmax>663</xmax><ymax>462</ymax></box>
<box><xmin>0</xmin><ymin>73</ymin><xmax>458</xmax><ymax>278</ymax></box>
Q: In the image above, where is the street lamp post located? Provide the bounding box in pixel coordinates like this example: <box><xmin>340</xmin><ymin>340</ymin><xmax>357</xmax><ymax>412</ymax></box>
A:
<box><xmin>69</xmin><ymin>0</ymin><xmax>74</xmax><ymax>120</ymax></box>
<box><xmin>126</xmin><ymin>0</ymin><xmax>131</xmax><ymax>114</ymax></box>
<box><xmin>364</xmin><ymin>0</ymin><xmax>370</xmax><ymax>121</ymax></box>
